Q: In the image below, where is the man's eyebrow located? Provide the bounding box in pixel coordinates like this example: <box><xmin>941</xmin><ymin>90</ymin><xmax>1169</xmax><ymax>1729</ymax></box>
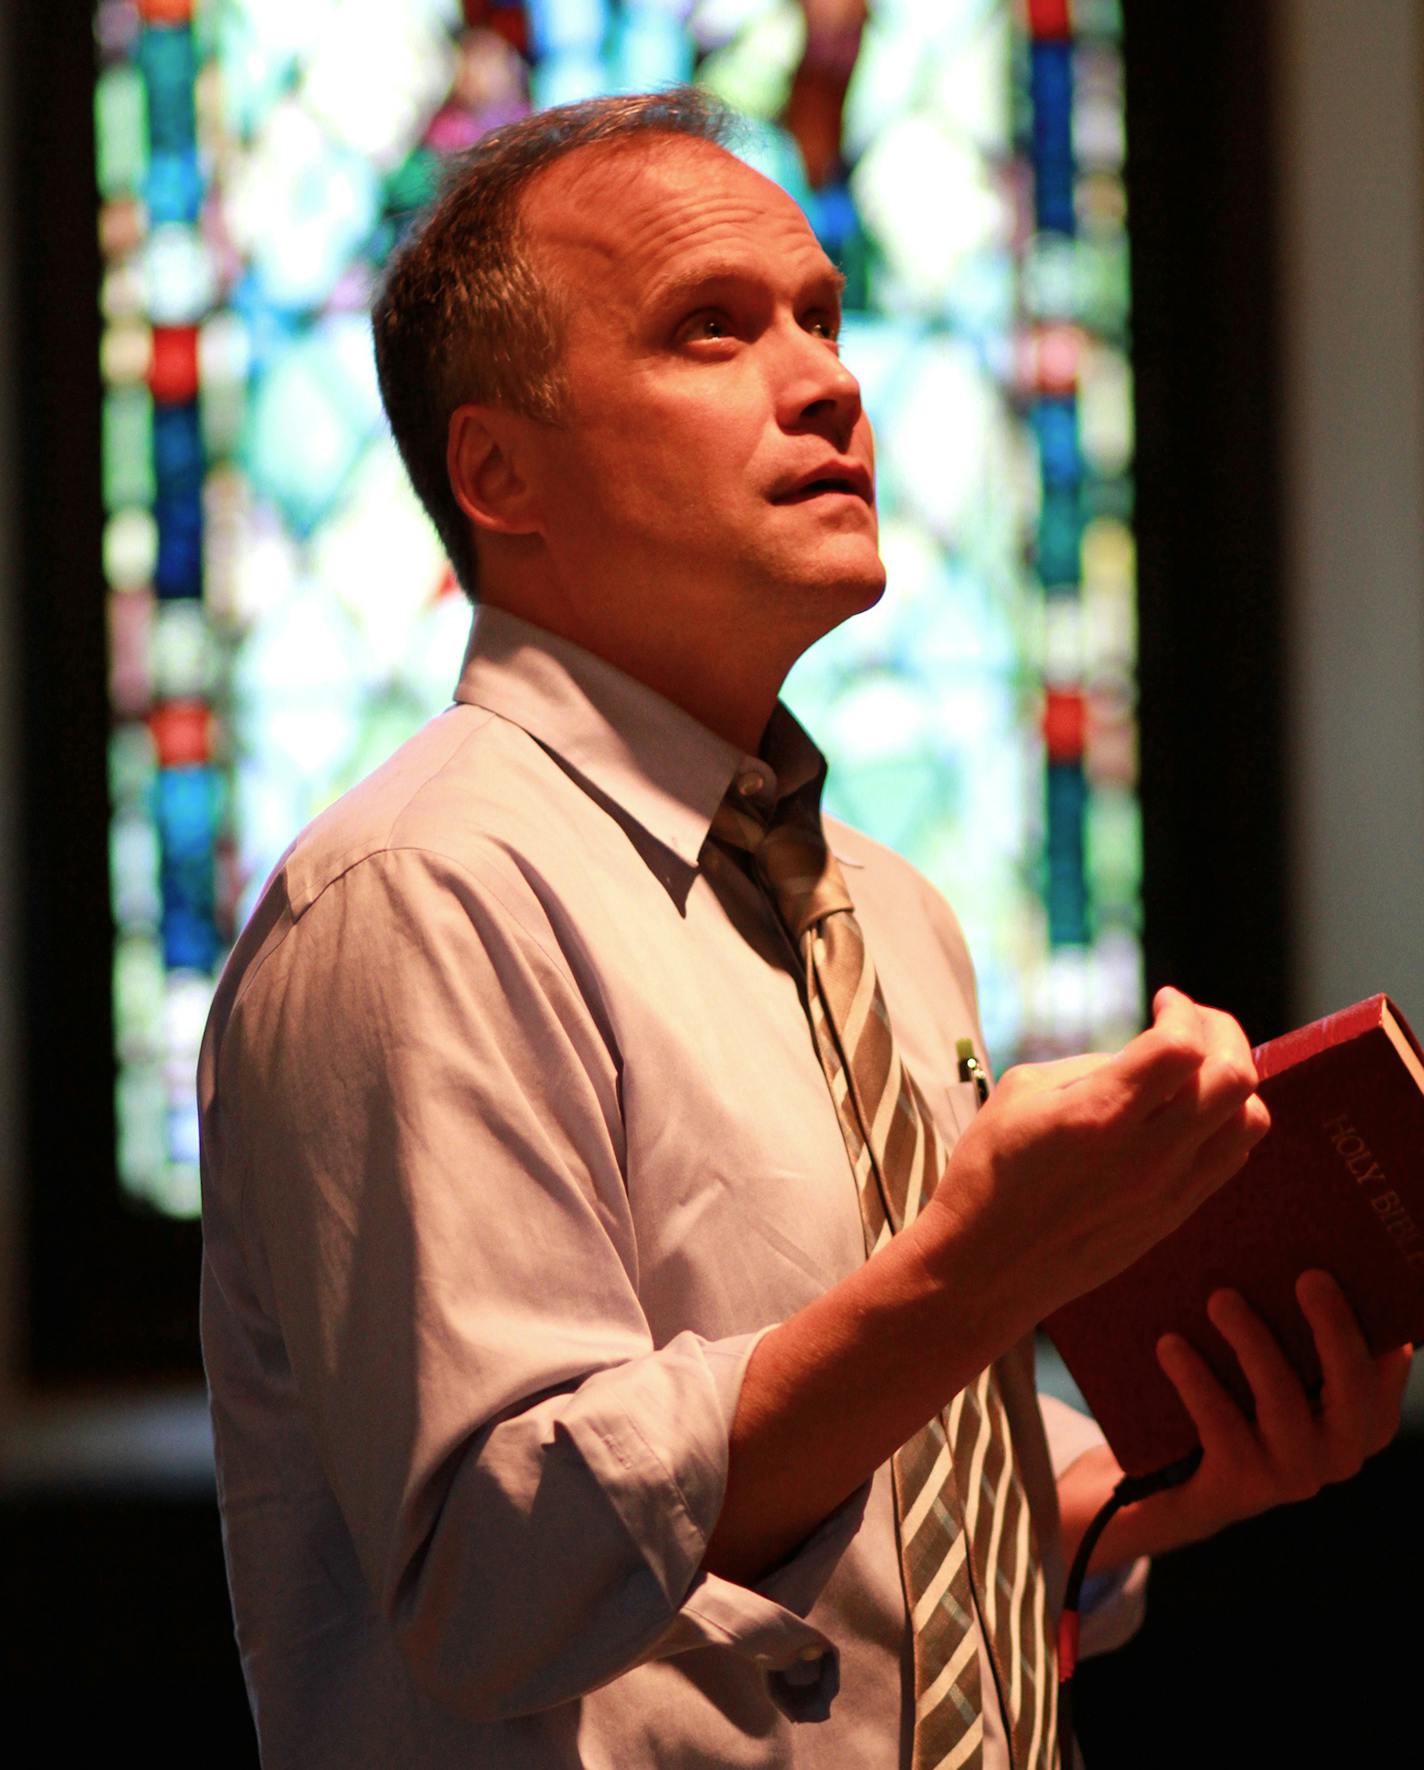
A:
<box><xmin>644</xmin><ymin>260</ymin><xmax>847</xmax><ymax>316</ymax></box>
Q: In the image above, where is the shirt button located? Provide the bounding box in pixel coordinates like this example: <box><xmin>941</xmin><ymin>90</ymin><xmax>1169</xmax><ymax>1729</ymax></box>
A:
<box><xmin>736</xmin><ymin>769</ymin><xmax>768</xmax><ymax>796</ymax></box>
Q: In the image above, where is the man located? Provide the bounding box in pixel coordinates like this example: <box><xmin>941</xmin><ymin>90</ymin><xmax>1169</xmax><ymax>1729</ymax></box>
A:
<box><xmin>199</xmin><ymin>88</ymin><xmax>1409</xmax><ymax>1767</ymax></box>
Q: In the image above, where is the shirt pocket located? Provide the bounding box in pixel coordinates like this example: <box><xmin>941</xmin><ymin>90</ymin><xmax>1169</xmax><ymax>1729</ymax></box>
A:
<box><xmin>917</xmin><ymin>1076</ymin><xmax>987</xmax><ymax>1148</ymax></box>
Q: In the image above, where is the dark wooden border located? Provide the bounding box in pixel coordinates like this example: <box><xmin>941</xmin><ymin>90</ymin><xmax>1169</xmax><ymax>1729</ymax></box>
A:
<box><xmin>13</xmin><ymin>0</ymin><xmax>203</xmax><ymax>1379</ymax></box>
<box><xmin>1123</xmin><ymin>0</ymin><xmax>1291</xmax><ymax>1046</ymax></box>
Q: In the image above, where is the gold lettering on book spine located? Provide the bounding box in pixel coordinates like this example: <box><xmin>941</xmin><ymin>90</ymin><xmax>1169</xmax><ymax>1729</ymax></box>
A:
<box><xmin>1323</xmin><ymin>1112</ymin><xmax>1424</xmax><ymax>1266</ymax></box>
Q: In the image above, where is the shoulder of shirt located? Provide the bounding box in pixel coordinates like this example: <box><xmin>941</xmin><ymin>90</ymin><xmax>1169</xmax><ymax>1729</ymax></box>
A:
<box><xmin>219</xmin><ymin>704</ymin><xmax>583</xmax><ymax>1007</ymax></box>
<box><xmin>821</xmin><ymin>810</ymin><xmax>974</xmax><ymax>961</ymax></box>
<box><xmin>271</xmin><ymin>702</ymin><xmax>592</xmax><ymax>918</ymax></box>
<box><xmin>822</xmin><ymin>810</ymin><xmax>944</xmax><ymax>904</ymax></box>
<box><xmin>204</xmin><ymin>705</ymin><xmax>602</xmax><ymax>1063</ymax></box>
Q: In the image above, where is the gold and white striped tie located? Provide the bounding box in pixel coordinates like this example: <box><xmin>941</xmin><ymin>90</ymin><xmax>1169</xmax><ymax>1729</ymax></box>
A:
<box><xmin>710</xmin><ymin>784</ymin><xmax>1059</xmax><ymax>1770</ymax></box>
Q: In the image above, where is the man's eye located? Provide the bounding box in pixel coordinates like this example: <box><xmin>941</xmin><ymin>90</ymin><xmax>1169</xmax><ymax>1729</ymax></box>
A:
<box><xmin>683</xmin><ymin>311</ymin><xmax>731</xmax><ymax>340</ymax></box>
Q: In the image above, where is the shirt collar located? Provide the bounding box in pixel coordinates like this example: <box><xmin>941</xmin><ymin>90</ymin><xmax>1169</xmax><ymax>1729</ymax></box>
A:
<box><xmin>451</xmin><ymin>605</ymin><xmax>827</xmax><ymax>871</ymax></box>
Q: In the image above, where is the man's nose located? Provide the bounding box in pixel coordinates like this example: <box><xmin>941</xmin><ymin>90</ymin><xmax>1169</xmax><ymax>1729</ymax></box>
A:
<box><xmin>774</xmin><ymin>324</ymin><xmax>864</xmax><ymax>445</ymax></box>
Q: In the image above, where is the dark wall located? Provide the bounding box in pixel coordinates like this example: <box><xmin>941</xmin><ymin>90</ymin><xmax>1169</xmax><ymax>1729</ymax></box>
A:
<box><xmin>1076</xmin><ymin>10</ymin><xmax>1418</xmax><ymax>1763</ymax></box>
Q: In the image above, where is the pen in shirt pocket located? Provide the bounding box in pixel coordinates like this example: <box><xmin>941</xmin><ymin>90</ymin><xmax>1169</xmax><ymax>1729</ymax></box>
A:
<box><xmin>955</xmin><ymin>1037</ymin><xmax>990</xmax><ymax>1106</ymax></box>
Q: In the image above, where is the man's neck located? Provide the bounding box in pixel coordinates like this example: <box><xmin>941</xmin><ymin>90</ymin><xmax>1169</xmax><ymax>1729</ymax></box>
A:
<box><xmin>480</xmin><ymin>591</ymin><xmax>793</xmax><ymax>755</ymax></box>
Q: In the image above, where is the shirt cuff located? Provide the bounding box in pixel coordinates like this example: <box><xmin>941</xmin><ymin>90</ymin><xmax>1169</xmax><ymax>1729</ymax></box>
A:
<box><xmin>1038</xmin><ymin>1391</ymin><xmax>1150</xmax><ymax>1658</ymax></box>
<box><xmin>653</xmin><ymin>1480</ymin><xmax>871</xmax><ymax>1721</ymax></box>
<box><xmin>597</xmin><ymin>1323</ymin><xmax>867</xmax><ymax>1721</ymax></box>
<box><xmin>1075</xmin><ymin>1554</ymin><xmax>1149</xmax><ymax>1659</ymax></box>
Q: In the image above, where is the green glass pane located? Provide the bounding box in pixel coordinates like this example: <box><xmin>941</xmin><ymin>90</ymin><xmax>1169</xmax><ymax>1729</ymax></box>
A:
<box><xmin>96</xmin><ymin>63</ymin><xmax>149</xmax><ymax>199</ymax></box>
<box><xmin>243</xmin><ymin>328</ymin><xmax>376</xmax><ymax>534</ymax></box>
<box><xmin>1076</xmin><ymin>236</ymin><xmax>1131</xmax><ymax>335</ymax></box>
<box><xmin>116</xmin><ymin>1062</ymin><xmax>168</xmax><ymax>1196</ymax></box>
<box><xmin>698</xmin><ymin>4</ymin><xmax>804</xmax><ymax>118</ymax></box>
<box><xmin>1086</xmin><ymin>782</ymin><xmax>1141</xmax><ymax>907</ymax></box>
<box><xmin>103</xmin><ymin>384</ymin><xmax>155</xmax><ymax>510</ymax></box>
<box><xmin>109</xmin><ymin>720</ymin><xmax>157</xmax><ymax>806</ymax></box>
<box><xmin>114</xmin><ymin>932</ymin><xmax>166</xmax><ymax>1055</ymax></box>
<box><xmin>111</xmin><ymin>811</ymin><xmax>162</xmax><ymax>934</ymax></box>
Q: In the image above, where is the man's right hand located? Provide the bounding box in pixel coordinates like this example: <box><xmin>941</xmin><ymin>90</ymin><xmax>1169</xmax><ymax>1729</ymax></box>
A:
<box><xmin>708</xmin><ymin>986</ymin><xmax>1271</xmax><ymax>1585</ymax></box>
<box><xmin>914</xmin><ymin>986</ymin><xmax>1272</xmax><ymax>1333</ymax></box>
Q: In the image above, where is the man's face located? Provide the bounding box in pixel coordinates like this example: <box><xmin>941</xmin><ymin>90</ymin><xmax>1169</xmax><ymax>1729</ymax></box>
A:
<box><xmin>514</xmin><ymin>136</ymin><xmax>885</xmax><ymax>645</ymax></box>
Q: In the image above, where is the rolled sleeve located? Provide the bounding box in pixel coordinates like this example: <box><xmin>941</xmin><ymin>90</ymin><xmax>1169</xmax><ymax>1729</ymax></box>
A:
<box><xmin>648</xmin><ymin>1463</ymin><xmax>870</xmax><ymax>1722</ymax></box>
<box><xmin>217</xmin><ymin>846</ymin><xmax>857</xmax><ymax>1722</ymax></box>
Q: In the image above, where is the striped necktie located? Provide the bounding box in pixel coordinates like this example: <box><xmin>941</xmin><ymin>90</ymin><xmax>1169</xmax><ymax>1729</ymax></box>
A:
<box><xmin>710</xmin><ymin>782</ymin><xmax>1058</xmax><ymax>1770</ymax></box>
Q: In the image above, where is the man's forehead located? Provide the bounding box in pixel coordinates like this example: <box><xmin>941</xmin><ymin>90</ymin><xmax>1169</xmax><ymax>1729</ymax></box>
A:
<box><xmin>520</xmin><ymin>136</ymin><xmax>833</xmax><ymax>305</ymax></box>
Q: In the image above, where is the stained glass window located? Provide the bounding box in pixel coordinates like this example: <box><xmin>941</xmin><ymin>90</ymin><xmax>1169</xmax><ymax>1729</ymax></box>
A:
<box><xmin>96</xmin><ymin>0</ymin><xmax>1137</xmax><ymax>1216</ymax></box>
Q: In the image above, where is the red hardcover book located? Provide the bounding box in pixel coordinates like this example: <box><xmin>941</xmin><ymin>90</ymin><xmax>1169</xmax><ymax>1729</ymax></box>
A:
<box><xmin>1043</xmin><ymin>995</ymin><xmax>1424</xmax><ymax>1476</ymax></box>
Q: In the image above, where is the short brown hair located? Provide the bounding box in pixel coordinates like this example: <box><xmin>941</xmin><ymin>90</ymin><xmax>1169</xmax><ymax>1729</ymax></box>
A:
<box><xmin>371</xmin><ymin>86</ymin><xmax>740</xmax><ymax>601</ymax></box>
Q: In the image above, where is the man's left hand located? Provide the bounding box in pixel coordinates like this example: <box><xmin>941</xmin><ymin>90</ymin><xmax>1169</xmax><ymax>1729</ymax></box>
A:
<box><xmin>1058</xmin><ymin>1270</ymin><xmax>1413</xmax><ymax>1572</ymax></box>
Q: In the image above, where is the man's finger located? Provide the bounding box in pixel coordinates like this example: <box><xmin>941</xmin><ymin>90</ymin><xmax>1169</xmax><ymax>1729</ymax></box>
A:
<box><xmin>1196</xmin><ymin>1003</ymin><xmax>1257</xmax><ymax>1073</ymax></box>
<box><xmin>1370</xmin><ymin>1345</ymin><xmax>1414</xmax><ymax>1453</ymax></box>
<box><xmin>1207</xmin><ymin>1289</ymin><xmax>1316</xmax><ymax>1476</ymax></box>
<box><xmin>1152</xmin><ymin>984</ymin><xmax>1203</xmax><ymax>1030</ymax></box>
<box><xmin>1096</xmin><ymin>991</ymin><xmax>1207</xmax><ymax>1120</ymax></box>
<box><xmin>1151</xmin><ymin>1091</ymin><xmax>1270</xmax><ymax>1221</ymax></box>
<box><xmin>1295</xmin><ymin>1270</ymin><xmax>1374</xmax><ymax>1470</ymax></box>
<box><xmin>1142</xmin><ymin>1052</ymin><xmax>1262</xmax><ymax>1140</ymax></box>
<box><xmin>1296</xmin><ymin>1272</ymin><xmax>1411</xmax><ymax>1467</ymax></box>
<box><xmin>1156</xmin><ymin>1331</ymin><xmax>1255</xmax><ymax>1458</ymax></box>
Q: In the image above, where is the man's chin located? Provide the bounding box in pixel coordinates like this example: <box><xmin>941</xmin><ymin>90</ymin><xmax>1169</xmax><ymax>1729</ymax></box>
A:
<box><xmin>805</xmin><ymin>548</ymin><xmax>889</xmax><ymax>616</ymax></box>
<box><xmin>835</xmin><ymin>575</ymin><xmax>889</xmax><ymax>620</ymax></box>
<box><xmin>739</xmin><ymin>536</ymin><xmax>887</xmax><ymax>637</ymax></box>
<box><xmin>784</xmin><ymin>564</ymin><xmax>888</xmax><ymax>646</ymax></box>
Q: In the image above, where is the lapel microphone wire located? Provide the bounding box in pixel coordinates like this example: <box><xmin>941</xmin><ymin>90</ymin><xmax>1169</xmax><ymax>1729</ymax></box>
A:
<box><xmin>1055</xmin><ymin>1447</ymin><xmax>1203</xmax><ymax>1766</ymax></box>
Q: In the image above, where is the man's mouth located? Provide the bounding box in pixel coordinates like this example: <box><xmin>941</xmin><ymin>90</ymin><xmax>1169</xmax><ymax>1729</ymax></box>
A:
<box><xmin>770</xmin><ymin>461</ymin><xmax>873</xmax><ymax>504</ymax></box>
<box><xmin>775</xmin><ymin>478</ymin><xmax>864</xmax><ymax>502</ymax></box>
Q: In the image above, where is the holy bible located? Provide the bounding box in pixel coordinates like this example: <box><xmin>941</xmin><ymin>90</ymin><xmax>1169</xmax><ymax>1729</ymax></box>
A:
<box><xmin>1043</xmin><ymin>994</ymin><xmax>1424</xmax><ymax>1476</ymax></box>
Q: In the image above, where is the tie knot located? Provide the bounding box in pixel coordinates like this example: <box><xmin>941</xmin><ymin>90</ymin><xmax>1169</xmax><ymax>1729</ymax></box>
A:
<box><xmin>708</xmin><ymin>784</ymin><xmax>854</xmax><ymax>940</ymax></box>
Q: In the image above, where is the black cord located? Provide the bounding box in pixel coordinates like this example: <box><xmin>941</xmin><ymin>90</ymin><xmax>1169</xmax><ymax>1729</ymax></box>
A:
<box><xmin>1057</xmin><ymin>1447</ymin><xmax>1203</xmax><ymax>1766</ymax></box>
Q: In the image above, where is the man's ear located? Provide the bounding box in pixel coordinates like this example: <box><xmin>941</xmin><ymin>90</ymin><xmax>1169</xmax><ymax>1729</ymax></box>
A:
<box><xmin>447</xmin><ymin>405</ymin><xmax>542</xmax><ymax>538</ymax></box>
